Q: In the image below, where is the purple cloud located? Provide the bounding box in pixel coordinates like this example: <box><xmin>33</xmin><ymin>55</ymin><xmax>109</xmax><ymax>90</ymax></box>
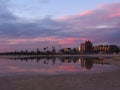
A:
<box><xmin>0</xmin><ymin>2</ymin><xmax>120</xmax><ymax>51</ymax></box>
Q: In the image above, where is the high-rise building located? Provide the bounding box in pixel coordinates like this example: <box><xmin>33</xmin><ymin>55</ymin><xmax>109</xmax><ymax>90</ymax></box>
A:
<box><xmin>81</xmin><ymin>40</ymin><xmax>93</xmax><ymax>53</ymax></box>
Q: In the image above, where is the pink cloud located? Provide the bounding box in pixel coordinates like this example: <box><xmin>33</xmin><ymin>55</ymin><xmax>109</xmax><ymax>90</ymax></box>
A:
<box><xmin>58</xmin><ymin>2</ymin><xmax>120</xmax><ymax>44</ymax></box>
<box><xmin>77</xmin><ymin>10</ymin><xmax>93</xmax><ymax>17</ymax></box>
<box><xmin>58</xmin><ymin>38</ymin><xmax>76</xmax><ymax>45</ymax></box>
<box><xmin>0</xmin><ymin>37</ymin><xmax>95</xmax><ymax>52</ymax></box>
<box><xmin>60</xmin><ymin>10</ymin><xmax>93</xmax><ymax>21</ymax></box>
<box><xmin>59</xmin><ymin>2</ymin><xmax>120</xmax><ymax>23</ymax></box>
<box><xmin>107</xmin><ymin>12</ymin><xmax>120</xmax><ymax>18</ymax></box>
<box><xmin>61</xmin><ymin>16</ymin><xmax>69</xmax><ymax>20</ymax></box>
<box><xmin>58</xmin><ymin>37</ymin><xmax>94</xmax><ymax>45</ymax></box>
<box><xmin>100</xmin><ymin>3</ymin><xmax>120</xmax><ymax>18</ymax></box>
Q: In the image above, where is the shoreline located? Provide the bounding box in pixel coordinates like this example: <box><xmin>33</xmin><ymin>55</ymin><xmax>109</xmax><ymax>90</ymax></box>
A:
<box><xmin>0</xmin><ymin>54</ymin><xmax>120</xmax><ymax>59</ymax></box>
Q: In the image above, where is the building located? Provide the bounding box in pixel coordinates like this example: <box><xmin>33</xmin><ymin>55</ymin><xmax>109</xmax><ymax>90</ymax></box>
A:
<box><xmin>60</xmin><ymin>48</ymin><xmax>72</xmax><ymax>54</ymax></box>
<box><xmin>81</xmin><ymin>40</ymin><xmax>93</xmax><ymax>53</ymax></box>
<box><xmin>81</xmin><ymin>43</ymin><xmax>85</xmax><ymax>53</ymax></box>
<box><xmin>93</xmin><ymin>45</ymin><xmax>119</xmax><ymax>53</ymax></box>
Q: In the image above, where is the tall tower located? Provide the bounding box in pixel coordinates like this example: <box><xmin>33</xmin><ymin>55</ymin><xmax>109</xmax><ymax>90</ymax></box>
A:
<box><xmin>81</xmin><ymin>40</ymin><xmax>93</xmax><ymax>53</ymax></box>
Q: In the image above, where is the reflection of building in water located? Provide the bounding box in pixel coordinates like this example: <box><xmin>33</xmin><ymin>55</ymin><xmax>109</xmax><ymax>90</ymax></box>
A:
<box><xmin>80</xmin><ymin>57</ymin><xmax>107</xmax><ymax>70</ymax></box>
<box><xmin>92</xmin><ymin>58</ymin><xmax>104</xmax><ymax>65</ymax></box>
<box><xmin>81</xmin><ymin>57</ymin><xmax>93</xmax><ymax>70</ymax></box>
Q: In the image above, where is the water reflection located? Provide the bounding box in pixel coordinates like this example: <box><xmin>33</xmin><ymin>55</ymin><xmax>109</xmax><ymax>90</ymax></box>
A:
<box><xmin>0</xmin><ymin>56</ymin><xmax>116</xmax><ymax>76</ymax></box>
<box><xmin>11</xmin><ymin>57</ymin><xmax>109</xmax><ymax>70</ymax></box>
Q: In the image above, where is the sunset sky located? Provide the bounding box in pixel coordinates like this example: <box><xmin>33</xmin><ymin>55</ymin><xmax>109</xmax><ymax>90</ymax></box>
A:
<box><xmin>0</xmin><ymin>0</ymin><xmax>120</xmax><ymax>51</ymax></box>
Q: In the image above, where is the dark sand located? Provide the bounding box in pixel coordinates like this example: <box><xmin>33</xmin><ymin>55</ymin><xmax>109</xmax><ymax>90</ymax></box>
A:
<box><xmin>0</xmin><ymin>54</ymin><xmax>120</xmax><ymax>90</ymax></box>
<box><xmin>0</xmin><ymin>71</ymin><xmax>120</xmax><ymax>90</ymax></box>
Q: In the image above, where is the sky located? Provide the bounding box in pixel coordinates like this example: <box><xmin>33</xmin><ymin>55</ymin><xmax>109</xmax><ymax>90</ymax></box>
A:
<box><xmin>0</xmin><ymin>0</ymin><xmax>120</xmax><ymax>51</ymax></box>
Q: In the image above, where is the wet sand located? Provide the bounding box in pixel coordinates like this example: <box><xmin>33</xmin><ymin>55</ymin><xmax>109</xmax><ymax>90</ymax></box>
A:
<box><xmin>0</xmin><ymin>70</ymin><xmax>120</xmax><ymax>90</ymax></box>
<box><xmin>0</xmin><ymin>54</ymin><xmax>120</xmax><ymax>90</ymax></box>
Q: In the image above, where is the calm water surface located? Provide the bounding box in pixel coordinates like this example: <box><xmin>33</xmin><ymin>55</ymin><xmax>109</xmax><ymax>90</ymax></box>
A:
<box><xmin>0</xmin><ymin>57</ymin><xmax>118</xmax><ymax>76</ymax></box>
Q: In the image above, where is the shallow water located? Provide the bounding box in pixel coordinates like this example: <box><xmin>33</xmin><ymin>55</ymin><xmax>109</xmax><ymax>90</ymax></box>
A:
<box><xmin>0</xmin><ymin>56</ymin><xmax>118</xmax><ymax>76</ymax></box>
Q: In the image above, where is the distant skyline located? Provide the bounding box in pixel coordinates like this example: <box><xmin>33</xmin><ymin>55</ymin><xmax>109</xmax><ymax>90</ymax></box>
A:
<box><xmin>0</xmin><ymin>0</ymin><xmax>120</xmax><ymax>51</ymax></box>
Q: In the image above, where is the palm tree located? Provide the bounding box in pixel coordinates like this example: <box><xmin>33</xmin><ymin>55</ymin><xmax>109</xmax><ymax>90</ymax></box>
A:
<box><xmin>51</xmin><ymin>45</ymin><xmax>56</xmax><ymax>55</ymax></box>
<box><xmin>25</xmin><ymin>50</ymin><xmax>28</xmax><ymax>55</ymax></box>
<box><xmin>36</xmin><ymin>48</ymin><xmax>39</xmax><ymax>54</ymax></box>
<box><xmin>43</xmin><ymin>47</ymin><xmax>47</xmax><ymax>54</ymax></box>
<box><xmin>59</xmin><ymin>45</ymin><xmax>61</xmax><ymax>54</ymax></box>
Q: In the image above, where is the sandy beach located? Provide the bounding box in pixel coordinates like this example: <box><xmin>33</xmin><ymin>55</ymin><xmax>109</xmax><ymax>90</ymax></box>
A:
<box><xmin>0</xmin><ymin>70</ymin><xmax>120</xmax><ymax>90</ymax></box>
<box><xmin>0</xmin><ymin>54</ymin><xmax>120</xmax><ymax>90</ymax></box>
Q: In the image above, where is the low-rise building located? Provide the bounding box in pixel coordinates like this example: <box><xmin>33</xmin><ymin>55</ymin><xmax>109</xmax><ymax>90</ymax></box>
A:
<box><xmin>93</xmin><ymin>45</ymin><xmax>119</xmax><ymax>53</ymax></box>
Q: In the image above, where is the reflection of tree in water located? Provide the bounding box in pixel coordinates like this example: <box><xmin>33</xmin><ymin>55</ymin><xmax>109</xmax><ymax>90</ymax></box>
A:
<box><xmin>52</xmin><ymin>57</ymin><xmax>56</xmax><ymax>65</ymax></box>
<box><xmin>11</xmin><ymin>57</ymin><xmax>108</xmax><ymax>70</ymax></box>
<box><xmin>60</xmin><ymin>57</ymin><xmax>79</xmax><ymax>63</ymax></box>
<box><xmin>11</xmin><ymin>57</ymin><xmax>79</xmax><ymax>65</ymax></box>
